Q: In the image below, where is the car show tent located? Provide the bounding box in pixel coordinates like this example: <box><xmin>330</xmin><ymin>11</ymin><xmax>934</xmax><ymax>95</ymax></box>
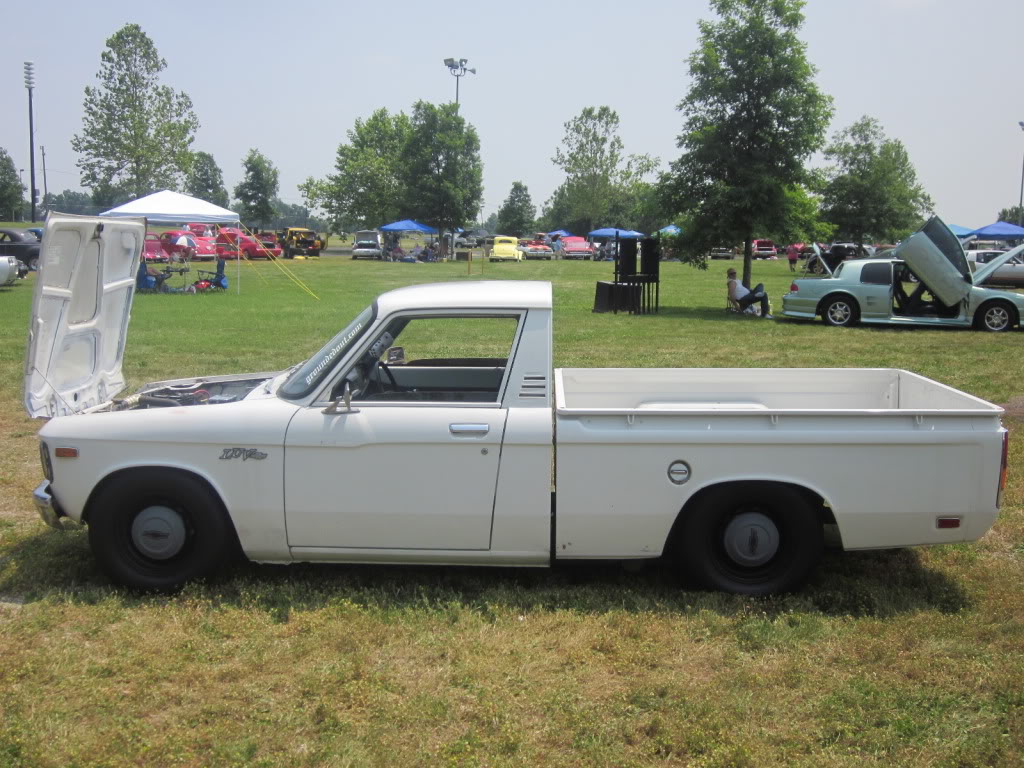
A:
<box><xmin>379</xmin><ymin>219</ymin><xmax>437</xmax><ymax>233</ymax></box>
<box><xmin>99</xmin><ymin>190</ymin><xmax>239</xmax><ymax>224</ymax></box>
<box><xmin>588</xmin><ymin>227</ymin><xmax>645</xmax><ymax>239</ymax></box>
<box><xmin>966</xmin><ymin>221</ymin><xmax>1024</xmax><ymax>239</ymax></box>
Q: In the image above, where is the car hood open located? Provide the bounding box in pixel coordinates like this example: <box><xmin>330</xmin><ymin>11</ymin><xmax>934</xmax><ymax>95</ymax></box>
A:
<box><xmin>24</xmin><ymin>214</ymin><xmax>146</xmax><ymax>418</ymax></box>
<box><xmin>891</xmin><ymin>217</ymin><xmax>973</xmax><ymax>306</ymax></box>
<box><xmin>971</xmin><ymin>243</ymin><xmax>1024</xmax><ymax>286</ymax></box>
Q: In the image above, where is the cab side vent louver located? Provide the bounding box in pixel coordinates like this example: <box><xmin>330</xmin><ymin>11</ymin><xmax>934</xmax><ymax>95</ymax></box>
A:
<box><xmin>520</xmin><ymin>374</ymin><xmax>547</xmax><ymax>399</ymax></box>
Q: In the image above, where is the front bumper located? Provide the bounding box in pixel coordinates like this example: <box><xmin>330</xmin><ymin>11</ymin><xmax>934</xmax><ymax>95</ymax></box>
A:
<box><xmin>33</xmin><ymin>480</ymin><xmax>65</xmax><ymax>530</ymax></box>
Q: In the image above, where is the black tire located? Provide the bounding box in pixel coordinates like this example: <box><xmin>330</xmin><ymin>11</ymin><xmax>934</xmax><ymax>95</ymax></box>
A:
<box><xmin>974</xmin><ymin>301</ymin><xmax>1016</xmax><ymax>332</ymax></box>
<box><xmin>676</xmin><ymin>483</ymin><xmax>823</xmax><ymax>595</ymax></box>
<box><xmin>87</xmin><ymin>469</ymin><xmax>234</xmax><ymax>591</ymax></box>
<box><xmin>821</xmin><ymin>295</ymin><xmax>859</xmax><ymax>327</ymax></box>
<box><xmin>29</xmin><ymin>255</ymin><xmax>39</xmax><ymax>271</ymax></box>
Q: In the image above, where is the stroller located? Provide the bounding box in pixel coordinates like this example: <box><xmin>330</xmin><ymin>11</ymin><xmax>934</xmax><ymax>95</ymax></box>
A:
<box><xmin>189</xmin><ymin>259</ymin><xmax>228</xmax><ymax>292</ymax></box>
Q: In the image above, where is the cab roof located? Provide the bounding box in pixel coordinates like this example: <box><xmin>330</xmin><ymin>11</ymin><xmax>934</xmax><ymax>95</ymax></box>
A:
<box><xmin>376</xmin><ymin>281</ymin><xmax>552</xmax><ymax>314</ymax></box>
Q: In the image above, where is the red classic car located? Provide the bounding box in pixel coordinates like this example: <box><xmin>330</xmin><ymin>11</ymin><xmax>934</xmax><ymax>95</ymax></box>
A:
<box><xmin>559</xmin><ymin>236</ymin><xmax>595</xmax><ymax>260</ymax></box>
<box><xmin>184</xmin><ymin>222</ymin><xmax>218</xmax><ymax>237</ymax></box>
<box><xmin>143</xmin><ymin>233</ymin><xmax>169</xmax><ymax>262</ymax></box>
<box><xmin>159</xmin><ymin>230</ymin><xmax>219</xmax><ymax>261</ymax></box>
<box><xmin>216</xmin><ymin>227</ymin><xmax>281</xmax><ymax>260</ymax></box>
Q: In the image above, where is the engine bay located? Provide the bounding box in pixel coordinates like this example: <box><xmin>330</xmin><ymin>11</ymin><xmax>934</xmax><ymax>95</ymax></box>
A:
<box><xmin>110</xmin><ymin>374</ymin><xmax>274</xmax><ymax>410</ymax></box>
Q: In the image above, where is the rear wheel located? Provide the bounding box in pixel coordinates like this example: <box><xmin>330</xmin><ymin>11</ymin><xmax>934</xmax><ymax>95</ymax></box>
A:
<box><xmin>87</xmin><ymin>470</ymin><xmax>234</xmax><ymax>591</ymax></box>
<box><xmin>821</xmin><ymin>295</ymin><xmax>859</xmax><ymax>327</ymax></box>
<box><xmin>676</xmin><ymin>483</ymin><xmax>822</xmax><ymax>595</ymax></box>
<box><xmin>975</xmin><ymin>301</ymin><xmax>1016</xmax><ymax>332</ymax></box>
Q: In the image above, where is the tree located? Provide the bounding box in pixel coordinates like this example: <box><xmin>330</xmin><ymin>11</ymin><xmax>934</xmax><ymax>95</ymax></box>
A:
<box><xmin>661</xmin><ymin>0</ymin><xmax>832</xmax><ymax>284</ymax></box>
<box><xmin>398</xmin><ymin>101</ymin><xmax>482</xmax><ymax>251</ymax></box>
<box><xmin>185</xmin><ymin>152</ymin><xmax>229</xmax><ymax>208</ymax></box>
<box><xmin>71</xmin><ymin>24</ymin><xmax>199</xmax><ymax>200</ymax></box>
<box><xmin>821</xmin><ymin>116</ymin><xmax>932</xmax><ymax>246</ymax></box>
<box><xmin>551</xmin><ymin>106</ymin><xmax>656</xmax><ymax>233</ymax></box>
<box><xmin>234</xmin><ymin>149</ymin><xmax>279</xmax><ymax>228</ymax></box>
<box><xmin>43</xmin><ymin>189</ymin><xmax>96</xmax><ymax>216</ymax></box>
<box><xmin>495</xmin><ymin>182</ymin><xmax>535</xmax><ymax>236</ymax></box>
<box><xmin>997</xmin><ymin>205</ymin><xmax>1024</xmax><ymax>227</ymax></box>
<box><xmin>0</xmin><ymin>148</ymin><xmax>24</xmax><ymax>220</ymax></box>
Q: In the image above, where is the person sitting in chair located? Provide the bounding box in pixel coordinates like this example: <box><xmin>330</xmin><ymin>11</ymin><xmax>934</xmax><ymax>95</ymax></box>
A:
<box><xmin>727</xmin><ymin>267</ymin><xmax>772</xmax><ymax>318</ymax></box>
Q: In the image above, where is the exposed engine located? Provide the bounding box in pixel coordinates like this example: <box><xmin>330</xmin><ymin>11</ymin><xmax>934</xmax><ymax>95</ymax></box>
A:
<box><xmin>110</xmin><ymin>374</ymin><xmax>275</xmax><ymax>410</ymax></box>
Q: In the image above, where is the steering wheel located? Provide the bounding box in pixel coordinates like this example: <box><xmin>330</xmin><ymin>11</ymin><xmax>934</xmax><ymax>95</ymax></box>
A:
<box><xmin>371</xmin><ymin>360</ymin><xmax>400</xmax><ymax>392</ymax></box>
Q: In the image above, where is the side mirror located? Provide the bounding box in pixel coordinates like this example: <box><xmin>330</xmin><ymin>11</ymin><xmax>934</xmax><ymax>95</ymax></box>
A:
<box><xmin>322</xmin><ymin>381</ymin><xmax>359</xmax><ymax>415</ymax></box>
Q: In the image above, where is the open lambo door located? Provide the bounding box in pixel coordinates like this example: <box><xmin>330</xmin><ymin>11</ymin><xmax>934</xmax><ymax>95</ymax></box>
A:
<box><xmin>893</xmin><ymin>217</ymin><xmax>973</xmax><ymax>307</ymax></box>
<box><xmin>24</xmin><ymin>214</ymin><xmax>146</xmax><ymax>418</ymax></box>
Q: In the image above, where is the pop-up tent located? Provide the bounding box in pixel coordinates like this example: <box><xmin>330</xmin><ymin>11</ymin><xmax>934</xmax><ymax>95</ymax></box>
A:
<box><xmin>547</xmin><ymin>229</ymin><xmax>573</xmax><ymax>237</ymax></box>
<box><xmin>658</xmin><ymin>224</ymin><xmax>681</xmax><ymax>235</ymax></box>
<box><xmin>966</xmin><ymin>221</ymin><xmax>1024</xmax><ymax>239</ymax></box>
<box><xmin>588</xmin><ymin>227</ymin><xmax>645</xmax><ymax>238</ymax></box>
<box><xmin>380</xmin><ymin>219</ymin><xmax>437</xmax><ymax>233</ymax></box>
<box><xmin>100</xmin><ymin>190</ymin><xmax>238</xmax><ymax>224</ymax></box>
<box><xmin>947</xmin><ymin>223</ymin><xmax>974</xmax><ymax>237</ymax></box>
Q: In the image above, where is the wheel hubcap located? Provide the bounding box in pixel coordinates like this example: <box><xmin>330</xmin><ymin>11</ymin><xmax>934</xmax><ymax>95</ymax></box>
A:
<box><xmin>986</xmin><ymin>307</ymin><xmax>1008</xmax><ymax>330</ymax></box>
<box><xmin>131</xmin><ymin>505</ymin><xmax>187</xmax><ymax>560</ymax></box>
<box><xmin>723</xmin><ymin>512</ymin><xmax>779</xmax><ymax>567</ymax></box>
<box><xmin>829</xmin><ymin>303</ymin><xmax>850</xmax><ymax>324</ymax></box>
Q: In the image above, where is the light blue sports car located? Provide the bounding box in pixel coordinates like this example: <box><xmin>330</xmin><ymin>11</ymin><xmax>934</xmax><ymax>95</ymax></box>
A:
<box><xmin>782</xmin><ymin>218</ymin><xmax>1024</xmax><ymax>332</ymax></box>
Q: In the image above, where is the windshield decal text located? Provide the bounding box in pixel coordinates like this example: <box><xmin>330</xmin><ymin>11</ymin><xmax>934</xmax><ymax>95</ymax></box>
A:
<box><xmin>305</xmin><ymin>322</ymin><xmax>364</xmax><ymax>385</ymax></box>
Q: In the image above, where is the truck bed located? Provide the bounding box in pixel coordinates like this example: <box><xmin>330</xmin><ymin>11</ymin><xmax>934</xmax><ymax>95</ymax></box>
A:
<box><xmin>554</xmin><ymin>368</ymin><xmax>1002</xmax><ymax>416</ymax></box>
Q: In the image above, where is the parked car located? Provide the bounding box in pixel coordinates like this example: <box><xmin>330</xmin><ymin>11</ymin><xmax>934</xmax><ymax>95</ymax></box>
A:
<box><xmin>24</xmin><ymin>220</ymin><xmax>1009</xmax><ymax>595</ymax></box>
<box><xmin>184</xmin><ymin>222</ymin><xmax>217</xmax><ymax>238</ymax></box>
<box><xmin>0</xmin><ymin>254</ymin><xmax>20</xmax><ymax>285</ymax></box>
<box><xmin>966</xmin><ymin>249</ymin><xmax>1024</xmax><ymax>288</ymax></box>
<box><xmin>0</xmin><ymin>228</ymin><xmax>42</xmax><ymax>271</ymax></box>
<box><xmin>519</xmin><ymin>237</ymin><xmax>554</xmax><ymax>260</ymax></box>
<box><xmin>708</xmin><ymin>246</ymin><xmax>736</xmax><ymax>260</ymax></box>
<box><xmin>490</xmin><ymin>236</ymin><xmax>522</xmax><ymax>262</ymax></box>
<box><xmin>782</xmin><ymin>217</ymin><xmax>1024</xmax><ymax>331</ymax></box>
<box><xmin>560</xmin><ymin>236</ymin><xmax>596</xmax><ymax>260</ymax></box>
<box><xmin>143</xmin><ymin>233</ymin><xmax>169</xmax><ymax>263</ymax></box>
<box><xmin>352</xmin><ymin>230</ymin><xmax>384</xmax><ymax>260</ymax></box>
<box><xmin>279</xmin><ymin>228</ymin><xmax>326</xmax><ymax>258</ymax></box>
<box><xmin>160</xmin><ymin>230</ymin><xmax>218</xmax><ymax>261</ymax></box>
<box><xmin>752</xmin><ymin>239</ymin><xmax>777</xmax><ymax>259</ymax></box>
<box><xmin>216</xmin><ymin>228</ymin><xmax>281</xmax><ymax>260</ymax></box>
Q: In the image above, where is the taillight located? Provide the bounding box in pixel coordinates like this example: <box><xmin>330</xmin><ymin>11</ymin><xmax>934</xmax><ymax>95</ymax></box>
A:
<box><xmin>997</xmin><ymin>430</ymin><xmax>1009</xmax><ymax>507</ymax></box>
<box><xmin>789</xmin><ymin>282</ymin><xmax>798</xmax><ymax>292</ymax></box>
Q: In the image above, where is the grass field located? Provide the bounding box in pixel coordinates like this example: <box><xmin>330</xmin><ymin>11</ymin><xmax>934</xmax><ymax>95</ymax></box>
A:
<box><xmin>1</xmin><ymin>252</ymin><xmax>1023</xmax><ymax>766</ymax></box>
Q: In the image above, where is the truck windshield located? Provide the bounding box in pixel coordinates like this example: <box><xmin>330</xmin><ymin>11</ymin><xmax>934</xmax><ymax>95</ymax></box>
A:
<box><xmin>278</xmin><ymin>303</ymin><xmax>376</xmax><ymax>400</ymax></box>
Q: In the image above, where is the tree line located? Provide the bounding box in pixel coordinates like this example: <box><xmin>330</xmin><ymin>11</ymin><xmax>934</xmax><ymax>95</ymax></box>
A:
<box><xmin>3</xmin><ymin>5</ymin><xmax>1022</xmax><ymax>273</ymax></box>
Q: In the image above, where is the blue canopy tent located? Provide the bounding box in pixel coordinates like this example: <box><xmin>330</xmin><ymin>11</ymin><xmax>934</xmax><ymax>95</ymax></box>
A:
<box><xmin>379</xmin><ymin>219</ymin><xmax>437</xmax><ymax>233</ymax></box>
<box><xmin>588</xmin><ymin>227</ymin><xmax>645</xmax><ymax>239</ymax></box>
<box><xmin>965</xmin><ymin>221</ymin><xmax>1024</xmax><ymax>239</ymax></box>
<box><xmin>658</xmin><ymin>224</ymin><xmax>681</xmax><ymax>235</ymax></box>
<box><xmin>547</xmin><ymin>229</ymin><xmax>573</xmax><ymax>237</ymax></box>
<box><xmin>947</xmin><ymin>223</ymin><xmax>974</xmax><ymax>237</ymax></box>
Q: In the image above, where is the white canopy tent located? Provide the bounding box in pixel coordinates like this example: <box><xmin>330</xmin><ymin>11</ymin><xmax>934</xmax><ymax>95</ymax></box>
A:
<box><xmin>100</xmin><ymin>189</ymin><xmax>242</xmax><ymax>291</ymax></box>
<box><xmin>99</xmin><ymin>189</ymin><xmax>238</xmax><ymax>224</ymax></box>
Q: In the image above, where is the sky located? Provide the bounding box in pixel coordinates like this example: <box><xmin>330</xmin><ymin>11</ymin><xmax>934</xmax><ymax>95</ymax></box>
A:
<box><xmin>2</xmin><ymin>0</ymin><xmax>1022</xmax><ymax>229</ymax></box>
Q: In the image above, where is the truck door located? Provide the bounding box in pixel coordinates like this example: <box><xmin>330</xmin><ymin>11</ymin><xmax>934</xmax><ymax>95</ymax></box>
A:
<box><xmin>283</xmin><ymin>312</ymin><xmax>522</xmax><ymax>551</ymax></box>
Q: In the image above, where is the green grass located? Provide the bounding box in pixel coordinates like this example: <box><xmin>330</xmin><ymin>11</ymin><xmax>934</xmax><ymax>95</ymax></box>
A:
<box><xmin>1</xmin><ymin>254</ymin><xmax>1023</xmax><ymax>766</ymax></box>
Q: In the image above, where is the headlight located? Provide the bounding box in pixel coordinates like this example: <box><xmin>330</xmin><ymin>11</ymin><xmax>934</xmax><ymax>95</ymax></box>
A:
<box><xmin>39</xmin><ymin>441</ymin><xmax>53</xmax><ymax>482</ymax></box>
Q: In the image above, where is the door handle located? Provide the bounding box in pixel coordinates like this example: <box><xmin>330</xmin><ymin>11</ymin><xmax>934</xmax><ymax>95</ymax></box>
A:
<box><xmin>449</xmin><ymin>423</ymin><xmax>489</xmax><ymax>436</ymax></box>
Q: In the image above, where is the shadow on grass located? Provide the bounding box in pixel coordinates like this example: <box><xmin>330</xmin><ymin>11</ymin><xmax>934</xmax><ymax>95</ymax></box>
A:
<box><xmin>0</xmin><ymin>527</ymin><xmax>970</xmax><ymax>620</ymax></box>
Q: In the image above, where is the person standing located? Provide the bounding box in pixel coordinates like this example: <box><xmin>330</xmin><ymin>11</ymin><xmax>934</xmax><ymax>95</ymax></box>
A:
<box><xmin>786</xmin><ymin>243</ymin><xmax>800</xmax><ymax>272</ymax></box>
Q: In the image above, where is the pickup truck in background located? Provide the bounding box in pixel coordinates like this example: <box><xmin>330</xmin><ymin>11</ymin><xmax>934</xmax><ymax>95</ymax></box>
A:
<box><xmin>26</xmin><ymin>215</ymin><xmax>1008</xmax><ymax>594</ymax></box>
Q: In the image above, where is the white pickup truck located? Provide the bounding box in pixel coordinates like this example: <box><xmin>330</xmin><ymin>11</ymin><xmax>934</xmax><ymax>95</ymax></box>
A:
<box><xmin>27</xmin><ymin>215</ymin><xmax>1009</xmax><ymax>594</ymax></box>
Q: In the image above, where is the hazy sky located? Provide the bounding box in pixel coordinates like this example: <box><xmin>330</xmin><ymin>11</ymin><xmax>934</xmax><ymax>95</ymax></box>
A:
<box><xmin>2</xmin><ymin>0</ymin><xmax>1022</xmax><ymax>228</ymax></box>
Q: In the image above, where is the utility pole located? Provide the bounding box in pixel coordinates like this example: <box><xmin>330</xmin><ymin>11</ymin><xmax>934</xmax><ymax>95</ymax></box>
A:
<box><xmin>24</xmin><ymin>61</ymin><xmax>37</xmax><ymax>223</ymax></box>
<box><xmin>41</xmin><ymin>145</ymin><xmax>49</xmax><ymax>217</ymax></box>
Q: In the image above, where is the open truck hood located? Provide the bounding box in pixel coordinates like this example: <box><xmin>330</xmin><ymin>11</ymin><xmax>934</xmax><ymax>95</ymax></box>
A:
<box><xmin>24</xmin><ymin>214</ymin><xmax>146</xmax><ymax>418</ymax></box>
<box><xmin>892</xmin><ymin>217</ymin><xmax>973</xmax><ymax>306</ymax></box>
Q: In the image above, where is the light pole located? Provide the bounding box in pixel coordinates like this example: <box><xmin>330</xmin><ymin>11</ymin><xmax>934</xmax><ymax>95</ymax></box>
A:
<box><xmin>24</xmin><ymin>61</ymin><xmax>37</xmax><ymax>223</ymax></box>
<box><xmin>443</xmin><ymin>57</ymin><xmax>476</xmax><ymax>111</ymax></box>
<box><xmin>1018</xmin><ymin>121</ymin><xmax>1024</xmax><ymax>227</ymax></box>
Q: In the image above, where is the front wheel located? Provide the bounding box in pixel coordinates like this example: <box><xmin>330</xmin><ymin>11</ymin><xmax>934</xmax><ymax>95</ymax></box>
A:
<box><xmin>975</xmin><ymin>301</ymin><xmax>1016</xmax><ymax>332</ymax></box>
<box><xmin>87</xmin><ymin>469</ymin><xmax>235</xmax><ymax>590</ymax></box>
<box><xmin>675</xmin><ymin>483</ymin><xmax>822</xmax><ymax>595</ymax></box>
<box><xmin>821</xmin><ymin>295</ymin><xmax>859</xmax><ymax>327</ymax></box>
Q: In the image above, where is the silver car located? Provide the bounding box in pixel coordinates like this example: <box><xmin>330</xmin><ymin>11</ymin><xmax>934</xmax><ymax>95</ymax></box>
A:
<box><xmin>967</xmin><ymin>249</ymin><xmax>1024</xmax><ymax>288</ymax></box>
<box><xmin>782</xmin><ymin>218</ymin><xmax>1024</xmax><ymax>332</ymax></box>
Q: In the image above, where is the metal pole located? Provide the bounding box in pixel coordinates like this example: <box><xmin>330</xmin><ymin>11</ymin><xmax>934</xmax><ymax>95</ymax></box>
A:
<box><xmin>41</xmin><ymin>145</ymin><xmax>48</xmax><ymax>216</ymax></box>
<box><xmin>1018</xmin><ymin>122</ymin><xmax>1024</xmax><ymax>226</ymax></box>
<box><xmin>25</xmin><ymin>62</ymin><xmax>37</xmax><ymax>223</ymax></box>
